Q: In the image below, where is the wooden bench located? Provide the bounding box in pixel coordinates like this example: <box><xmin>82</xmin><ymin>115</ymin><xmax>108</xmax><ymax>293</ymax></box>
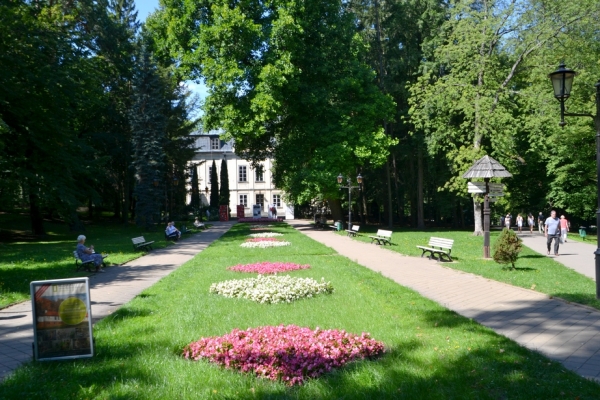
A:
<box><xmin>369</xmin><ymin>229</ymin><xmax>393</xmax><ymax>245</ymax></box>
<box><xmin>346</xmin><ymin>225</ymin><xmax>360</xmax><ymax>237</ymax></box>
<box><xmin>416</xmin><ymin>237</ymin><xmax>454</xmax><ymax>262</ymax></box>
<box><xmin>132</xmin><ymin>236</ymin><xmax>154</xmax><ymax>251</ymax></box>
<box><xmin>329</xmin><ymin>224</ymin><xmax>339</xmax><ymax>231</ymax></box>
<box><xmin>73</xmin><ymin>251</ymin><xmax>108</xmax><ymax>272</ymax></box>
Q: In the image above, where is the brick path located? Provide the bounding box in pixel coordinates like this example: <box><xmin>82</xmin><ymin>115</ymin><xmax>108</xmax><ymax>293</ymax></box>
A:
<box><xmin>0</xmin><ymin>222</ymin><xmax>234</xmax><ymax>381</ymax></box>
<box><xmin>288</xmin><ymin>220</ymin><xmax>600</xmax><ymax>381</ymax></box>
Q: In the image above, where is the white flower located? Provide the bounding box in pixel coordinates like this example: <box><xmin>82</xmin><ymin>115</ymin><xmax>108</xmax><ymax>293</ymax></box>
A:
<box><xmin>240</xmin><ymin>241</ymin><xmax>291</xmax><ymax>248</ymax></box>
<box><xmin>248</xmin><ymin>232</ymin><xmax>284</xmax><ymax>238</ymax></box>
<box><xmin>209</xmin><ymin>275</ymin><xmax>334</xmax><ymax>303</ymax></box>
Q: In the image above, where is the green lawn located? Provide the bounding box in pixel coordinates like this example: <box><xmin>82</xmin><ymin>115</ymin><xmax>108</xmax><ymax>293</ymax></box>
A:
<box><xmin>0</xmin><ymin>212</ymin><xmax>203</xmax><ymax>308</ymax></box>
<box><xmin>343</xmin><ymin>226</ymin><xmax>600</xmax><ymax>310</ymax></box>
<box><xmin>1</xmin><ymin>222</ymin><xmax>599</xmax><ymax>399</ymax></box>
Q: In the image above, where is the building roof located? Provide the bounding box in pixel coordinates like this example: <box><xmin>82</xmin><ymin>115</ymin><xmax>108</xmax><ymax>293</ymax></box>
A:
<box><xmin>462</xmin><ymin>155</ymin><xmax>512</xmax><ymax>179</ymax></box>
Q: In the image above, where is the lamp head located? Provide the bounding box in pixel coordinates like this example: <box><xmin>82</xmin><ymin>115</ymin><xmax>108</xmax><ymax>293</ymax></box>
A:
<box><xmin>356</xmin><ymin>174</ymin><xmax>363</xmax><ymax>184</ymax></box>
<box><xmin>549</xmin><ymin>63</ymin><xmax>576</xmax><ymax>101</ymax></box>
<box><xmin>337</xmin><ymin>174</ymin><xmax>343</xmax><ymax>185</ymax></box>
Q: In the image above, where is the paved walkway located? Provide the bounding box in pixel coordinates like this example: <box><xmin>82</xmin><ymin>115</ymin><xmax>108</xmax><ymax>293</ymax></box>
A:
<box><xmin>518</xmin><ymin>231</ymin><xmax>597</xmax><ymax>280</ymax></box>
<box><xmin>287</xmin><ymin>220</ymin><xmax>600</xmax><ymax>381</ymax></box>
<box><xmin>0</xmin><ymin>222</ymin><xmax>234</xmax><ymax>381</ymax></box>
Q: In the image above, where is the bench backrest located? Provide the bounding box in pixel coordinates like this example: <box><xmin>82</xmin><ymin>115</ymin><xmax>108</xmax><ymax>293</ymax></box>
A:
<box><xmin>73</xmin><ymin>250</ymin><xmax>82</xmax><ymax>261</ymax></box>
<box><xmin>351</xmin><ymin>225</ymin><xmax>360</xmax><ymax>232</ymax></box>
<box><xmin>428</xmin><ymin>237</ymin><xmax>454</xmax><ymax>249</ymax></box>
<box><xmin>132</xmin><ymin>236</ymin><xmax>146</xmax><ymax>245</ymax></box>
<box><xmin>376</xmin><ymin>229</ymin><xmax>392</xmax><ymax>238</ymax></box>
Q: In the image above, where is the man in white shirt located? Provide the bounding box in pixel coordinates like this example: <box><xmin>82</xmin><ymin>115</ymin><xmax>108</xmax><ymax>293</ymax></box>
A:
<box><xmin>165</xmin><ymin>221</ymin><xmax>181</xmax><ymax>240</ymax></box>
<box><xmin>545</xmin><ymin>210</ymin><xmax>561</xmax><ymax>256</ymax></box>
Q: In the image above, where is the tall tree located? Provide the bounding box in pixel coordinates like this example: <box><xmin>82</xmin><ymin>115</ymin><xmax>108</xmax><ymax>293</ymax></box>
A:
<box><xmin>130</xmin><ymin>42</ymin><xmax>167</xmax><ymax>229</ymax></box>
<box><xmin>209</xmin><ymin>159</ymin><xmax>219</xmax><ymax>208</ymax></box>
<box><xmin>219</xmin><ymin>158</ymin><xmax>230</xmax><ymax>206</ymax></box>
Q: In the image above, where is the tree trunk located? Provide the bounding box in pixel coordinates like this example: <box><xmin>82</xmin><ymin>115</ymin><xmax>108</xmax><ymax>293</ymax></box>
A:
<box><xmin>473</xmin><ymin>196</ymin><xmax>483</xmax><ymax>236</ymax></box>
<box><xmin>417</xmin><ymin>147</ymin><xmax>425</xmax><ymax>229</ymax></box>
<box><xmin>29</xmin><ymin>191</ymin><xmax>45</xmax><ymax>236</ymax></box>
<box><xmin>328</xmin><ymin>197</ymin><xmax>343</xmax><ymax>222</ymax></box>
<box><xmin>122</xmin><ymin>171</ymin><xmax>130</xmax><ymax>224</ymax></box>
<box><xmin>393</xmin><ymin>153</ymin><xmax>403</xmax><ymax>226</ymax></box>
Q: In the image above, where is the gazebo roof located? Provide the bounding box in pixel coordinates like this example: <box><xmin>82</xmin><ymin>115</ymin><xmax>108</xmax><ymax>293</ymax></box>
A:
<box><xmin>461</xmin><ymin>155</ymin><xmax>512</xmax><ymax>179</ymax></box>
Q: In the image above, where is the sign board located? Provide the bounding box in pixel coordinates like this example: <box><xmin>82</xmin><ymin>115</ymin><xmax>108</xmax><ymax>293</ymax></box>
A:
<box><xmin>252</xmin><ymin>204</ymin><xmax>262</xmax><ymax>218</ymax></box>
<box><xmin>468</xmin><ymin>182</ymin><xmax>504</xmax><ymax>195</ymax></box>
<box><xmin>236</xmin><ymin>205</ymin><xmax>245</xmax><ymax>218</ymax></box>
<box><xmin>285</xmin><ymin>204</ymin><xmax>294</xmax><ymax>220</ymax></box>
<box><xmin>219</xmin><ymin>205</ymin><xmax>229</xmax><ymax>221</ymax></box>
<box><xmin>30</xmin><ymin>278</ymin><xmax>93</xmax><ymax>361</ymax></box>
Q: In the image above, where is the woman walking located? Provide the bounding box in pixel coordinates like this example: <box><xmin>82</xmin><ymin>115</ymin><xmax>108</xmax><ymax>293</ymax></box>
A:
<box><xmin>516</xmin><ymin>214</ymin><xmax>523</xmax><ymax>233</ymax></box>
<box><xmin>560</xmin><ymin>215</ymin><xmax>569</xmax><ymax>243</ymax></box>
<box><xmin>527</xmin><ymin>213</ymin><xmax>535</xmax><ymax>234</ymax></box>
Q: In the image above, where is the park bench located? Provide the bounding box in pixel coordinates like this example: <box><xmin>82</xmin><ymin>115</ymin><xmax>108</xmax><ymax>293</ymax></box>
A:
<box><xmin>132</xmin><ymin>236</ymin><xmax>154</xmax><ymax>252</ymax></box>
<box><xmin>329</xmin><ymin>224</ymin><xmax>338</xmax><ymax>231</ymax></box>
<box><xmin>73</xmin><ymin>251</ymin><xmax>108</xmax><ymax>272</ymax></box>
<box><xmin>346</xmin><ymin>225</ymin><xmax>360</xmax><ymax>237</ymax></box>
<box><xmin>416</xmin><ymin>237</ymin><xmax>454</xmax><ymax>262</ymax></box>
<box><xmin>369</xmin><ymin>229</ymin><xmax>393</xmax><ymax>246</ymax></box>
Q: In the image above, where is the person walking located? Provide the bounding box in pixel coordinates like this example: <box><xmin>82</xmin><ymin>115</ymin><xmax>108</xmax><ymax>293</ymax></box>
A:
<box><xmin>516</xmin><ymin>213</ymin><xmax>523</xmax><ymax>233</ymax></box>
<box><xmin>560</xmin><ymin>215</ymin><xmax>570</xmax><ymax>243</ymax></box>
<box><xmin>537</xmin><ymin>212</ymin><xmax>545</xmax><ymax>234</ymax></box>
<box><xmin>545</xmin><ymin>210</ymin><xmax>561</xmax><ymax>256</ymax></box>
<box><xmin>527</xmin><ymin>213</ymin><xmax>535</xmax><ymax>234</ymax></box>
<box><xmin>505</xmin><ymin>213</ymin><xmax>512</xmax><ymax>230</ymax></box>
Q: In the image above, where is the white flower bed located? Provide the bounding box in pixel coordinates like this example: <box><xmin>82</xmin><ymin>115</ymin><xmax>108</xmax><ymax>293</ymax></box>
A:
<box><xmin>249</xmin><ymin>224</ymin><xmax>275</xmax><ymax>228</ymax></box>
<box><xmin>209</xmin><ymin>275</ymin><xmax>334</xmax><ymax>304</ymax></box>
<box><xmin>248</xmin><ymin>232</ymin><xmax>283</xmax><ymax>238</ymax></box>
<box><xmin>241</xmin><ymin>241</ymin><xmax>291</xmax><ymax>248</ymax></box>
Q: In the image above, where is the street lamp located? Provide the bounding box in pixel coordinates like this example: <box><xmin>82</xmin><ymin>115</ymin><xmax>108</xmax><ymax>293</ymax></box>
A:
<box><xmin>549</xmin><ymin>63</ymin><xmax>600</xmax><ymax>299</ymax></box>
<box><xmin>337</xmin><ymin>173</ymin><xmax>363</xmax><ymax>230</ymax></box>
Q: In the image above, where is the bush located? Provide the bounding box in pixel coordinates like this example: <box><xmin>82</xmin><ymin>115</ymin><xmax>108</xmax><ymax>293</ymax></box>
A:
<box><xmin>493</xmin><ymin>228</ymin><xmax>522</xmax><ymax>269</ymax></box>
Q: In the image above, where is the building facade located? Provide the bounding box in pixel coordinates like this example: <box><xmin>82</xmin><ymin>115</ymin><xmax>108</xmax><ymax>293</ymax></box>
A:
<box><xmin>190</xmin><ymin>130</ymin><xmax>293</xmax><ymax>219</ymax></box>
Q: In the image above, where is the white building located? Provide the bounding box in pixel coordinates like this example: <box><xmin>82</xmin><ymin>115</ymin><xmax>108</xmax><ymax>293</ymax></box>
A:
<box><xmin>190</xmin><ymin>129</ymin><xmax>293</xmax><ymax>219</ymax></box>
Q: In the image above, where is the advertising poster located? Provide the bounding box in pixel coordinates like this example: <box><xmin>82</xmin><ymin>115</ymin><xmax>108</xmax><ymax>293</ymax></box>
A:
<box><xmin>219</xmin><ymin>205</ymin><xmax>229</xmax><ymax>221</ymax></box>
<box><xmin>30</xmin><ymin>278</ymin><xmax>94</xmax><ymax>361</ymax></box>
<box><xmin>253</xmin><ymin>204</ymin><xmax>262</xmax><ymax>218</ymax></box>
<box><xmin>237</xmin><ymin>205</ymin><xmax>245</xmax><ymax>218</ymax></box>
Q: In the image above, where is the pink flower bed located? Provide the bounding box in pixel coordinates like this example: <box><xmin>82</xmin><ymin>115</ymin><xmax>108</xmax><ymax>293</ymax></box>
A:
<box><xmin>239</xmin><ymin>217</ymin><xmax>283</xmax><ymax>223</ymax></box>
<box><xmin>228</xmin><ymin>262</ymin><xmax>310</xmax><ymax>274</ymax></box>
<box><xmin>183</xmin><ymin>325</ymin><xmax>385</xmax><ymax>386</ymax></box>
<box><xmin>245</xmin><ymin>238</ymin><xmax>280</xmax><ymax>242</ymax></box>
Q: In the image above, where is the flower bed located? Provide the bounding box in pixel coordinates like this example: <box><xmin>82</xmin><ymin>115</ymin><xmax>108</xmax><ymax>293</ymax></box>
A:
<box><xmin>249</xmin><ymin>224</ymin><xmax>274</xmax><ymax>229</ymax></box>
<box><xmin>248</xmin><ymin>232</ymin><xmax>283</xmax><ymax>238</ymax></box>
<box><xmin>240</xmin><ymin>240</ymin><xmax>291</xmax><ymax>248</ymax></box>
<box><xmin>209</xmin><ymin>275</ymin><xmax>332</xmax><ymax>303</ymax></box>
<box><xmin>228</xmin><ymin>261</ymin><xmax>310</xmax><ymax>274</ymax></box>
<box><xmin>239</xmin><ymin>217</ymin><xmax>283</xmax><ymax>223</ymax></box>
<box><xmin>245</xmin><ymin>237</ymin><xmax>280</xmax><ymax>242</ymax></box>
<box><xmin>183</xmin><ymin>325</ymin><xmax>385</xmax><ymax>386</ymax></box>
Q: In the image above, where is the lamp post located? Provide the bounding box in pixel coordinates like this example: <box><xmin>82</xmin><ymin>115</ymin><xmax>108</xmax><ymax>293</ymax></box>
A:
<box><xmin>549</xmin><ymin>63</ymin><xmax>600</xmax><ymax>299</ymax></box>
<box><xmin>337</xmin><ymin>174</ymin><xmax>363</xmax><ymax>230</ymax></box>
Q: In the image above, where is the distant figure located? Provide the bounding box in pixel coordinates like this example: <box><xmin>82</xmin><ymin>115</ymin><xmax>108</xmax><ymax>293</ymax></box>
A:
<box><xmin>545</xmin><ymin>210</ymin><xmax>561</xmax><ymax>256</ymax></box>
<box><xmin>560</xmin><ymin>215</ymin><xmax>569</xmax><ymax>243</ymax></box>
<box><xmin>271</xmin><ymin>206</ymin><xmax>277</xmax><ymax>219</ymax></box>
<box><xmin>516</xmin><ymin>214</ymin><xmax>523</xmax><ymax>233</ymax></box>
<box><xmin>505</xmin><ymin>213</ymin><xmax>511</xmax><ymax>229</ymax></box>
<box><xmin>76</xmin><ymin>235</ymin><xmax>105</xmax><ymax>273</ymax></box>
<box><xmin>527</xmin><ymin>213</ymin><xmax>535</xmax><ymax>234</ymax></box>
<box><xmin>500</xmin><ymin>215</ymin><xmax>505</xmax><ymax>227</ymax></box>
<box><xmin>193</xmin><ymin>217</ymin><xmax>205</xmax><ymax>229</ymax></box>
<box><xmin>537</xmin><ymin>212</ymin><xmax>545</xmax><ymax>234</ymax></box>
<box><xmin>165</xmin><ymin>221</ymin><xmax>181</xmax><ymax>240</ymax></box>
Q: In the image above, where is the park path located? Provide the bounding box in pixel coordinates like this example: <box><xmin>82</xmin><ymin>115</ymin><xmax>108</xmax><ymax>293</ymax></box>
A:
<box><xmin>0</xmin><ymin>221</ymin><xmax>235</xmax><ymax>382</ymax></box>
<box><xmin>288</xmin><ymin>220</ymin><xmax>600</xmax><ymax>381</ymax></box>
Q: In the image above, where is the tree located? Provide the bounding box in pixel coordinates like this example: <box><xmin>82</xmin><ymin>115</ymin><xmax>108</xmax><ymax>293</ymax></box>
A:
<box><xmin>190</xmin><ymin>164</ymin><xmax>200</xmax><ymax>210</ymax></box>
<box><xmin>130</xmin><ymin>42</ymin><xmax>167</xmax><ymax>229</ymax></box>
<box><xmin>219</xmin><ymin>158</ymin><xmax>230</xmax><ymax>206</ymax></box>
<box><xmin>209</xmin><ymin>160</ymin><xmax>219</xmax><ymax>208</ymax></box>
<box><xmin>493</xmin><ymin>228</ymin><xmax>522</xmax><ymax>270</ymax></box>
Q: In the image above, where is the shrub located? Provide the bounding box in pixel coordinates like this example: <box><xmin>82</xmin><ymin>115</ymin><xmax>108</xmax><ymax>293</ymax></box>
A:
<box><xmin>493</xmin><ymin>228</ymin><xmax>522</xmax><ymax>269</ymax></box>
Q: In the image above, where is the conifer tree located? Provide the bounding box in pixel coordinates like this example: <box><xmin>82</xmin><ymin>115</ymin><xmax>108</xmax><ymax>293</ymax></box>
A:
<box><xmin>219</xmin><ymin>158</ymin><xmax>230</xmax><ymax>206</ymax></box>
<box><xmin>209</xmin><ymin>160</ymin><xmax>219</xmax><ymax>208</ymax></box>
<box><xmin>130</xmin><ymin>41</ymin><xmax>167</xmax><ymax>230</ymax></box>
<box><xmin>190</xmin><ymin>164</ymin><xmax>200</xmax><ymax>210</ymax></box>
<box><xmin>493</xmin><ymin>229</ymin><xmax>523</xmax><ymax>270</ymax></box>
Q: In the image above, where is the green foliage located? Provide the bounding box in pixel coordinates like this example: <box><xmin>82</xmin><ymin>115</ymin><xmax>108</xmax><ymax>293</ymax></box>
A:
<box><xmin>219</xmin><ymin>158</ymin><xmax>230</xmax><ymax>206</ymax></box>
<box><xmin>209</xmin><ymin>159</ymin><xmax>219</xmax><ymax>208</ymax></box>
<box><xmin>493</xmin><ymin>229</ymin><xmax>523</xmax><ymax>269</ymax></box>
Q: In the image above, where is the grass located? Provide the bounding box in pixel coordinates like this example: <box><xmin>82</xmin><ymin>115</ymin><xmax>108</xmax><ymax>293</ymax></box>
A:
<box><xmin>1</xmin><ymin>222</ymin><xmax>599</xmax><ymax>398</ymax></box>
<box><xmin>0</xmin><ymin>211</ymin><xmax>203</xmax><ymax>309</ymax></box>
<box><xmin>345</xmin><ymin>226</ymin><xmax>600</xmax><ymax>310</ymax></box>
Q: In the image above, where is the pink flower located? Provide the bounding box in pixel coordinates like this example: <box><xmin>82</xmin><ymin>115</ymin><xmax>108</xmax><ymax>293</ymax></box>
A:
<box><xmin>228</xmin><ymin>262</ymin><xmax>310</xmax><ymax>274</ymax></box>
<box><xmin>245</xmin><ymin>238</ymin><xmax>281</xmax><ymax>242</ymax></box>
<box><xmin>182</xmin><ymin>325</ymin><xmax>385</xmax><ymax>386</ymax></box>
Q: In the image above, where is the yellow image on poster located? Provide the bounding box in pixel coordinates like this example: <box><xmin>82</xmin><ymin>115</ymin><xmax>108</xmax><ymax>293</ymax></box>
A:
<box><xmin>58</xmin><ymin>297</ymin><xmax>87</xmax><ymax>325</ymax></box>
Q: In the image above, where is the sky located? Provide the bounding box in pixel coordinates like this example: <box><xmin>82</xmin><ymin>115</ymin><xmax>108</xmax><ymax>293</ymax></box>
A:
<box><xmin>134</xmin><ymin>0</ymin><xmax>208</xmax><ymax>103</ymax></box>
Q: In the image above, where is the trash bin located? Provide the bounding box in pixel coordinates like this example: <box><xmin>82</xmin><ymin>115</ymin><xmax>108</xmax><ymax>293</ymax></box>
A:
<box><xmin>335</xmin><ymin>221</ymin><xmax>343</xmax><ymax>231</ymax></box>
<box><xmin>579</xmin><ymin>227</ymin><xmax>587</xmax><ymax>239</ymax></box>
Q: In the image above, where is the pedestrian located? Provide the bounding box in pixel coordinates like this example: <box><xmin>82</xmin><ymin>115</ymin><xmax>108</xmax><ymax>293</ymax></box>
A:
<box><xmin>545</xmin><ymin>210</ymin><xmax>561</xmax><ymax>256</ymax></box>
<box><xmin>516</xmin><ymin>213</ymin><xmax>523</xmax><ymax>233</ymax></box>
<box><xmin>500</xmin><ymin>215</ymin><xmax>505</xmax><ymax>228</ymax></box>
<box><xmin>505</xmin><ymin>213</ymin><xmax>511</xmax><ymax>229</ymax></box>
<box><xmin>537</xmin><ymin>211</ymin><xmax>545</xmax><ymax>234</ymax></box>
<box><xmin>560</xmin><ymin>215</ymin><xmax>569</xmax><ymax>243</ymax></box>
<box><xmin>527</xmin><ymin>213</ymin><xmax>535</xmax><ymax>234</ymax></box>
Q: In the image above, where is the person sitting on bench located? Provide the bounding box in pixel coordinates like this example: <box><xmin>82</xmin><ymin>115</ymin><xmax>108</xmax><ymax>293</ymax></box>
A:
<box><xmin>76</xmin><ymin>235</ymin><xmax>105</xmax><ymax>273</ymax></box>
<box><xmin>165</xmin><ymin>221</ymin><xmax>181</xmax><ymax>240</ymax></box>
<box><xmin>193</xmin><ymin>217</ymin><xmax>205</xmax><ymax>228</ymax></box>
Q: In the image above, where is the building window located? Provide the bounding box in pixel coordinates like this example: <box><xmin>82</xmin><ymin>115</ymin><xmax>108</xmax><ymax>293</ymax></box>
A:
<box><xmin>255</xmin><ymin>166</ymin><xmax>264</xmax><ymax>182</ymax></box>
<box><xmin>238</xmin><ymin>166</ymin><xmax>247</xmax><ymax>182</ymax></box>
<box><xmin>239</xmin><ymin>194</ymin><xmax>248</xmax><ymax>207</ymax></box>
<box><xmin>256</xmin><ymin>194</ymin><xmax>264</xmax><ymax>207</ymax></box>
<box><xmin>273</xmin><ymin>194</ymin><xmax>281</xmax><ymax>207</ymax></box>
<box><xmin>211</xmin><ymin>137</ymin><xmax>220</xmax><ymax>150</ymax></box>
